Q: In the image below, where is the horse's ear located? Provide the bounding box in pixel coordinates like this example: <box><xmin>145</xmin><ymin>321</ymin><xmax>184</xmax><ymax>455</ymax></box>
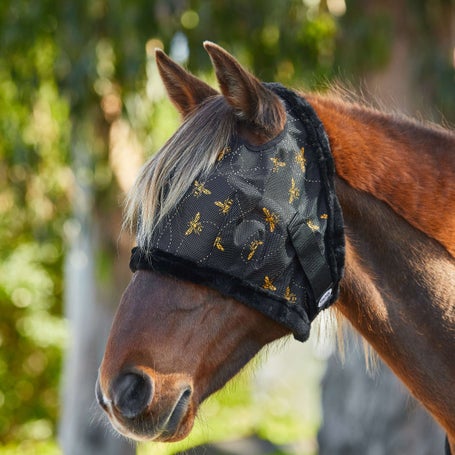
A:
<box><xmin>204</xmin><ymin>41</ymin><xmax>285</xmax><ymax>135</ymax></box>
<box><xmin>155</xmin><ymin>49</ymin><xmax>218</xmax><ymax>117</ymax></box>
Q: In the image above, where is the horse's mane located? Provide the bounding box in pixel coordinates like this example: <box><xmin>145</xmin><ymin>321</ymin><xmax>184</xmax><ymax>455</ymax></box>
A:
<box><xmin>125</xmin><ymin>95</ymin><xmax>236</xmax><ymax>247</ymax></box>
<box><xmin>318</xmin><ymin>81</ymin><xmax>455</xmax><ymax>134</ymax></box>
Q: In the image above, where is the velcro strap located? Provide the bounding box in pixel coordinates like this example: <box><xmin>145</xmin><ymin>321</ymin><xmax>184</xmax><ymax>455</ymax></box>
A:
<box><xmin>288</xmin><ymin>216</ymin><xmax>333</xmax><ymax>310</ymax></box>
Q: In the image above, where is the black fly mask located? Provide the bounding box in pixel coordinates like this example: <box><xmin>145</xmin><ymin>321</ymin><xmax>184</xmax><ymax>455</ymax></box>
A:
<box><xmin>130</xmin><ymin>83</ymin><xmax>345</xmax><ymax>342</ymax></box>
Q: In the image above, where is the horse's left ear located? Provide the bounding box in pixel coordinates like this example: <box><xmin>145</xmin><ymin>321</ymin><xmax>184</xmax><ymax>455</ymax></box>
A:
<box><xmin>155</xmin><ymin>49</ymin><xmax>218</xmax><ymax>117</ymax></box>
<box><xmin>204</xmin><ymin>41</ymin><xmax>286</xmax><ymax>136</ymax></box>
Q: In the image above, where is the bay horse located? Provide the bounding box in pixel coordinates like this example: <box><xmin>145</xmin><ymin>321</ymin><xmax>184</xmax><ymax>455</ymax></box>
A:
<box><xmin>96</xmin><ymin>42</ymin><xmax>455</xmax><ymax>451</ymax></box>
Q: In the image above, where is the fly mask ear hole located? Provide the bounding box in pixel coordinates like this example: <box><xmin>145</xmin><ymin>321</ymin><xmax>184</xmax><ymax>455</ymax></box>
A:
<box><xmin>204</xmin><ymin>41</ymin><xmax>286</xmax><ymax>138</ymax></box>
<box><xmin>155</xmin><ymin>48</ymin><xmax>219</xmax><ymax>118</ymax></box>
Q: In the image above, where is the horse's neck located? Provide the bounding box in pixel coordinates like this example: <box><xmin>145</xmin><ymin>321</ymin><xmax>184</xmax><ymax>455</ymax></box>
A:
<box><xmin>336</xmin><ymin>178</ymin><xmax>455</xmax><ymax>412</ymax></box>
<box><xmin>309</xmin><ymin>95</ymin><xmax>455</xmax><ymax>258</ymax></box>
<box><xmin>309</xmin><ymin>96</ymin><xmax>455</xmax><ymax>435</ymax></box>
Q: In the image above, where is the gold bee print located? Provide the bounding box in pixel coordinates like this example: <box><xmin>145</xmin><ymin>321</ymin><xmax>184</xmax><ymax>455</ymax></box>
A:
<box><xmin>262</xmin><ymin>276</ymin><xmax>277</xmax><ymax>292</ymax></box>
<box><xmin>213</xmin><ymin>236</ymin><xmax>225</xmax><ymax>251</ymax></box>
<box><xmin>295</xmin><ymin>147</ymin><xmax>306</xmax><ymax>172</ymax></box>
<box><xmin>320</xmin><ymin>213</ymin><xmax>328</xmax><ymax>220</ymax></box>
<box><xmin>217</xmin><ymin>146</ymin><xmax>231</xmax><ymax>161</ymax></box>
<box><xmin>306</xmin><ymin>219</ymin><xmax>320</xmax><ymax>232</ymax></box>
<box><xmin>192</xmin><ymin>180</ymin><xmax>211</xmax><ymax>197</ymax></box>
<box><xmin>288</xmin><ymin>177</ymin><xmax>300</xmax><ymax>203</ymax></box>
<box><xmin>214</xmin><ymin>198</ymin><xmax>233</xmax><ymax>214</ymax></box>
<box><xmin>270</xmin><ymin>157</ymin><xmax>286</xmax><ymax>172</ymax></box>
<box><xmin>284</xmin><ymin>287</ymin><xmax>297</xmax><ymax>303</ymax></box>
<box><xmin>263</xmin><ymin>207</ymin><xmax>279</xmax><ymax>232</ymax></box>
<box><xmin>185</xmin><ymin>212</ymin><xmax>203</xmax><ymax>235</ymax></box>
<box><xmin>247</xmin><ymin>240</ymin><xmax>264</xmax><ymax>260</ymax></box>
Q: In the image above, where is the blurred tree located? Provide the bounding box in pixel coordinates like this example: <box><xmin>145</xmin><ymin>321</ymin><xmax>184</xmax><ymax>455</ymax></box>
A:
<box><xmin>333</xmin><ymin>0</ymin><xmax>455</xmax><ymax>121</ymax></box>
<box><xmin>0</xmin><ymin>0</ymin><xmax>70</xmax><ymax>445</ymax></box>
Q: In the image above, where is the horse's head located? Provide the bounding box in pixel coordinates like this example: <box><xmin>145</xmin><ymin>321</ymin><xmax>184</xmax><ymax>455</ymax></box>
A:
<box><xmin>96</xmin><ymin>43</ymin><xmax>292</xmax><ymax>442</ymax></box>
<box><xmin>97</xmin><ymin>42</ymin><xmax>344</xmax><ymax>442</ymax></box>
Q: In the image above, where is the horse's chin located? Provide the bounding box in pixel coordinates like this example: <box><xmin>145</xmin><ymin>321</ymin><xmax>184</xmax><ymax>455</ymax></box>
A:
<box><xmin>151</xmin><ymin>411</ymin><xmax>195</xmax><ymax>443</ymax></box>
<box><xmin>107</xmin><ymin>405</ymin><xmax>196</xmax><ymax>443</ymax></box>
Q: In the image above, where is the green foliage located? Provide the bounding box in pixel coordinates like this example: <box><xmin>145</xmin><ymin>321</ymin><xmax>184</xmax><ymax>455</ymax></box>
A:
<box><xmin>178</xmin><ymin>0</ymin><xmax>338</xmax><ymax>84</ymax></box>
<box><xmin>408</xmin><ymin>0</ymin><xmax>455</xmax><ymax>121</ymax></box>
<box><xmin>0</xmin><ymin>440</ymin><xmax>60</xmax><ymax>455</ymax></box>
<box><xmin>0</xmin><ymin>2</ymin><xmax>71</xmax><ymax>443</ymax></box>
<box><xmin>334</xmin><ymin>1</ymin><xmax>393</xmax><ymax>74</ymax></box>
<box><xmin>336</xmin><ymin>0</ymin><xmax>455</xmax><ymax>122</ymax></box>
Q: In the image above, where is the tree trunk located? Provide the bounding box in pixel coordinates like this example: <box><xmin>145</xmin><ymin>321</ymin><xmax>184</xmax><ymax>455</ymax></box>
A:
<box><xmin>59</xmin><ymin>132</ymin><xmax>135</xmax><ymax>455</ymax></box>
<box><xmin>318</xmin><ymin>339</ymin><xmax>444</xmax><ymax>455</ymax></box>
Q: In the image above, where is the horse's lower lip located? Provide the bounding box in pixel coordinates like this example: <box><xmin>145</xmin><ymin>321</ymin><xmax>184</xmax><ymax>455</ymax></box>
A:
<box><xmin>106</xmin><ymin>387</ymin><xmax>194</xmax><ymax>442</ymax></box>
<box><xmin>160</xmin><ymin>387</ymin><xmax>192</xmax><ymax>437</ymax></box>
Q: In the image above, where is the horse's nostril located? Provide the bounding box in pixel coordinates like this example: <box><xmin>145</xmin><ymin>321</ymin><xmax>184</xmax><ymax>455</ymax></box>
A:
<box><xmin>111</xmin><ymin>371</ymin><xmax>153</xmax><ymax>419</ymax></box>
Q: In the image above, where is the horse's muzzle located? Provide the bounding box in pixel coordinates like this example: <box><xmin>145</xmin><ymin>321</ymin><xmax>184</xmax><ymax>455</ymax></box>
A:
<box><xmin>96</xmin><ymin>368</ymin><xmax>195</xmax><ymax>441</ymax></box>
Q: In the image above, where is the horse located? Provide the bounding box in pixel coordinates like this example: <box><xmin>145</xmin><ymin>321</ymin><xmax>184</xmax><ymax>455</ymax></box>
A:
<box><xmin>96</xmin><ymin>42</ymin><xmax>455</xmax><ymax>451</ymax></box>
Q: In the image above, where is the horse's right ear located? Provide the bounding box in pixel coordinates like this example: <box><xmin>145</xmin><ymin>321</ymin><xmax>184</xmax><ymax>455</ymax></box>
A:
<box><xmin>203</xmin><ymin>41</ymin><xmax>286</xmax><ymax>136</ymax></box>
<box><xmin>155</xmin><ymin>49</ymin><xmax>218</xmax><ymax>117</ymax></box>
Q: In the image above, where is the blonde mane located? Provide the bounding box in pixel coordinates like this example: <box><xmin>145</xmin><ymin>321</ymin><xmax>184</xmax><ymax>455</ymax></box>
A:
<box><xmin>124</xmin><ymin>96</ymin><xmax>236</xmax><ymax>247</ymax></box>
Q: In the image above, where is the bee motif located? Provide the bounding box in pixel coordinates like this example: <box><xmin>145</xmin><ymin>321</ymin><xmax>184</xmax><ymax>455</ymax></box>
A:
<box><xmin>263</xmin><ymin>207</ymin><xmax>279</xmax><ymax>232</ymax></box>
<box><xmin>284</xmin><ymin>287</ymin><xmax>297</xmax><ymax>303</ymax></box>
<box><xmin>185</xmin><ymin>212</ymin><xmax>203</xmax><ymax>235</ymax></box>
<box><xmin>295</xmin><ymin>147</ymin><xmax>306</xmax><ymax>172</ymax></box>
<box><xmin>288</xmin><ymin>177</ymin><xmax>300</xmax><ymax>203</ymax></box>
<box><xmin>270</xmin><ymin>157</ymin><xmax>286</xmax><ymax>173</ymax></box>
<box><xmin>217</xmin><ymin>146</ymin><xmax>231</xmax><ymax>161</ymax></box>
<box><xmin>213</xmin><ymin>236</ymin><xmax>225</xmax><ymax>251</ymax></box>
<box><xmin>247</xmin><ymin>240</ymin><xmax>264</xmax><ymax>260</ymax></box>
<box><xmin>214</xmin><ymin>198</ymin><xmax>233</xmax><ymax>214</ymax></box>
<box><xmin>306</xmin><ymin>219</ymin><xmax>320</xmax><ymax>232</ymax></box>
<box><xmin>263</xmin><ymin>276</ymin><xmax>277</xmax><ymax>292</ymax></box>
<box><xmin>193</xmin><ymin>180</ymin><xmax>211</xmax><ymax>197</ymax></box>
